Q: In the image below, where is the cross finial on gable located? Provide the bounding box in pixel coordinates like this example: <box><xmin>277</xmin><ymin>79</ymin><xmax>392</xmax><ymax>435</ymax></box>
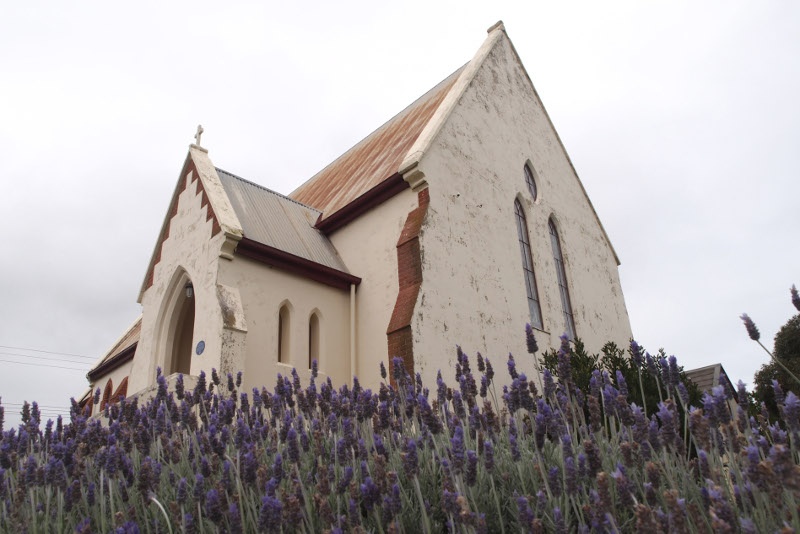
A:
<box><xmin>194</xmin><ymin>125</ymin><xmax>204</xmax><ymax>147</ymax></box>
<box><xmin>191</xmin><ymin>124</ymin><xmax>208</xmax><ymax>153</ymax></box>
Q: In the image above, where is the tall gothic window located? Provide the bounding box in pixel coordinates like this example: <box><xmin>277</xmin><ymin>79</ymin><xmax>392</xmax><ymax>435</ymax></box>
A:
<box><xmin>278</xmin><ymin>304</ymin><xmax>291</xmax><ymax>363</ymax></box>
<box><xmin>308</xmin><ymin>313</ymin><xmax>320</xmax><ymax>369</ymax></box>
<box><xmin>549</xmin><ymin>218</ymin><xmax>576</xmax><ymax>339</ymax></box>
<box><xmin>514</xmin><ymin>199</ymin><xmax>543</xmax><ymax>329</ymax></box>
<box><xmin>524</xmin><ymin>163</ymin><xmax>538</xmax><ymax>200</ymax></box>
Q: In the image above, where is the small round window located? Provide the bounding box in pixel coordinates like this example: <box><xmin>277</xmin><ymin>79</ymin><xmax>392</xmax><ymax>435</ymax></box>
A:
<box><xmin>524</xmin><ymin>163</ymin><xmax>538</xmax><ymax>200</ymax></box>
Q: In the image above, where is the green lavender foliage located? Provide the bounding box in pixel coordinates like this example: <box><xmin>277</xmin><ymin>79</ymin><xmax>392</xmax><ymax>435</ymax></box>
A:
<box><xmin>0</xmin><ymin>335</ymin><xmax>798</xmax><ymax>533</ymax></box>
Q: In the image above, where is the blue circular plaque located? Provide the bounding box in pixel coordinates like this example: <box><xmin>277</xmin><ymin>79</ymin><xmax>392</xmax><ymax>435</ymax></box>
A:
<box><xmin>196</xmin><ymin>340</ymin><xmax>205</xmax><ymax>355</ymax></box>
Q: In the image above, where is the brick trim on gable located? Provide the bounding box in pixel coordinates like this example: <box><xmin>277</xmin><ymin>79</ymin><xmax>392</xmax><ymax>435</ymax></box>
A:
<box><xmin>144</xmin><ymin>160</ymin><xmax>222</xmax><ymax>291</ymax></box>
<box><xmin>386</xmin><ymin>187</ymin><xmax>430</xmax><ymax>375</ymax></box>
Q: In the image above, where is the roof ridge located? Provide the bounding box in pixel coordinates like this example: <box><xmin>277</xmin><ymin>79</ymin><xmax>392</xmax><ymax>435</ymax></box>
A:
<box><xmin>216</xmin><ymin>167</ymin><xmax>321</xmax><ymax>213</ymax></box>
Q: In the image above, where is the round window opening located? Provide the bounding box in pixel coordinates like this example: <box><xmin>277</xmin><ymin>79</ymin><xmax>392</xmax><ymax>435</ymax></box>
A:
<box><xmin>524</xmin><ymin>164</ymin><xmax>538</xmax><ymax>201</ymax></box>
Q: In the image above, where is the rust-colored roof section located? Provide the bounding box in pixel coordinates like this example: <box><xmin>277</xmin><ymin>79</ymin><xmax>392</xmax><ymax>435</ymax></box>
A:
<box><xmin>290</xmin><ymin>66</ymin><xmax>465</xmax><ymax>221</ymax></box>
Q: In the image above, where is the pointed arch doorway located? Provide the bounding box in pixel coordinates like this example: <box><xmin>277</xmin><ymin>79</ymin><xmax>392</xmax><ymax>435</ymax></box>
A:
<box><xmin>170</xmin><ymin>283</ymin><xmax>195</xmax><ymax>375</ymax></box>
<box><xmin>159</xmin><ymin>272</ymin><xmax>196</xmax><ymax>377</ymax></box>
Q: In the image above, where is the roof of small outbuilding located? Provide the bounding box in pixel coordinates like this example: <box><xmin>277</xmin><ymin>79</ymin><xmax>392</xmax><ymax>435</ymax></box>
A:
<box><xmin>87</xmin><ymin>315</ymin><xmax>141</xmax><ymax>381</ymax></box>
<box><xmin>289</xmin><ymin>66</ymin><xmax>465</xmax><ymax>222</ymax></box>
<box><xmin>217</xmin><ymin>168</ymin><xmax>351</xmax><ymax>273</ymax></box>
<box><xmin>685</xmin><ymin>363</ymin><xmax>735</xmax><ymax>394</ymax></box>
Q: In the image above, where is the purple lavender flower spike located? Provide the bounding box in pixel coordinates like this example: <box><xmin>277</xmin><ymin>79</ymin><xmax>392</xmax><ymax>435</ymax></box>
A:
<box><xmin>336</xmin><ymin>466</ymin><xmax>353</xmax><ymax>495</ymax></box>
<box><xmin>258</xmin><ymin>495</ymin><xmax>283</xmax><ymax>533</ymax></box>
<box><xmin>483</xmin><ymin>440</ymin><xmax>494</xmax><ymax>471</ymax></box>
<box><xmin>740</xmin><ymin>313</ymin><xmax>760</xmax><ymax>341</ymax></box>
<box><xmin>525</xmin><ymin>323</ymin><xmax>538</xmax><ymax>354</ymax></box>
<box><xmin>553</xmin><ymin>507</ymin><xmax>566</xmax><ymax>534</ymax></box>
<box><xmin>402</xmin><ymin>438</ymin><xmax>419</xmax><ymax>477</ymax></box>
<box><xmin>515</xmin><ymin>494</ymin><xmax>535</xmax><ymax>529</ymax></box>
<box><xmin>667</xmin><ymin>356</ymin><xmax>680</xmax><ymax>390</ymax></box>
<box><xmin>450</xmin><ymin>425</ymin><xmax>465</xmax><ymax>472</ymax></box>
<box><xmin>792</xmin><ymin>284</ymin><xmax>800</xmax><ymax>312</ymax></box>
<box><xmin>783</xmin><ymin>391</ymin><xmax>800</xmax><ymax>433</ymax></box>
<box><xmin>465</xmin><ymin>450</ymin><xmax>478</xmax><ymax>486</ymax></box>
<box><xmin>543</xmin><ymin>369</ymin><xmax>555</xmax><ymax>399</ymax></box>
<box><xmin>615</xmin><ymin>370</ymin><xmax>629</xmax><ymax>398</ymax></box>
<box><xmin>645</xmin><ymin>353</ymin><xmax>658</xmax><ymax>378</ymax></box>
<box><xmin>205</xmin><ymin>489</ymin><xmax>222</xmax><ymax>523</ymax></box>
<box><xmin>630</xmin><ymin>340</ymin><xmax>644</xmax><ymax>367</ymax></box>
<box><xmin>772</xmin><ymin>380</ymin><xmax>785</xmax><ymax>406</ymax></box>
<box><xmin>548</xmin><ymin>466</ymin><xmax>562</xmax><ymax>496</ymax></box>
<box><xmin>564</xmin><ymin>456</ymin><xmax>577</xmax><ymax>495</ymax></box>
<box><xmin>556</xmin><ymin>344</ymin><xmax>572</xmax><ymax>386</ymax></box>
<box><xmin>383</xmin><ymin>483</ymin><xmax>402</xmax><ymax>519</ymax></box>
<box><xmin>507</xmin><ymin>354</ymin><xmax>519</xmax><ymax>380</ymax></box>
<box><xmin>360</xmin><ymin>477</ymin><xmax>380</xmax><ymax>511</ymax></box>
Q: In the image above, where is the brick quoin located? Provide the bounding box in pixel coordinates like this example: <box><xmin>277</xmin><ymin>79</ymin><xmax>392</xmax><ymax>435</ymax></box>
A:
<box><xmin>386</xmin><ymin>188</ymin><xmax>429</xmax><ymax>381</ymax></box>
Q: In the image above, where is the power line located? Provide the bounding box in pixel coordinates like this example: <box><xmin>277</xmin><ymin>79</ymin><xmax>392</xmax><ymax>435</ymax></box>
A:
<box><xmin>0</xmin><ymin>359</ymin><xmax>87</xmax><ymax>372</ymax></box>
<box><xmin>0</xmin><ymin>345</ymin><xmax>94</xmax><ymax>360</ymax></box>
<box><xmin>0</xmin><ymin>352</ymin><xmax>94</xmax><ymax>366</ymax></box>
<box><xmin>3</xmin><ymin>403</ymin><xmax>72</xmax><ymax>409</ymax></box>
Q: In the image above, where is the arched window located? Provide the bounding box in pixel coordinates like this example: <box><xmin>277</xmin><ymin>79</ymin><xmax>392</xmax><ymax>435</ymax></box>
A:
<box><xmin>278</xmin><ymin>304</ymin><xmax>291</xmax><ymax>363</ymax></box>
<box><xmin>514</xmin><ymin>199</ymin><xmax>543</xmax><ymax>329</ymax></box>
<box><xmin>308</xmin><ymin>313</ymin><xmax>320</xmax><ymax>369</ymax></box>
<box><xmin>549</xmin><ymin>218</ymin><xmax>576</xmax><ymax>339</ymax></box>
<box><xmin>524</xmin><ymin>163</ymin><xmax>538</xmax><ymax>200</ymax></box>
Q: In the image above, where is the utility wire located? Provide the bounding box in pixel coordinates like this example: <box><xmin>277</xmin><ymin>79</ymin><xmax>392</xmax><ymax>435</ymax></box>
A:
<box><xmin>0</xmin><ymin>359</ymin><xmax>87</xmax><ymax>372</ymax></box>
<box><xmin>0</xmin><ymin>345</ymin><xmax>94</xmax><ymax>359</ymax></box>
<box><xmin>2</xmin><ymin>403</ymin><xmax>72</xmax><ymax>409</ymax></box>
<box><xmin>0</xmin><ymin>352</ymin><xmax>94</xmax><ymax>366</ymax></box>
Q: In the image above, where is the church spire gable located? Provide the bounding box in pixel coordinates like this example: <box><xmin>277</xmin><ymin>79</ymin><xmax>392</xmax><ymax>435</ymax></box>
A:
<box><xmin>138</xmin><ymin>145</ymin><xmax>243</xmax><ymax>302</ymax></box>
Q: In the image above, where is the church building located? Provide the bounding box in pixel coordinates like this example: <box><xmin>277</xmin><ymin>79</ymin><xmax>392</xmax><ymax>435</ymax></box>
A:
<box><xmin>82</xmin><ymin>22</ymin><xmax>632</xmax><ymax>412</ymax></box>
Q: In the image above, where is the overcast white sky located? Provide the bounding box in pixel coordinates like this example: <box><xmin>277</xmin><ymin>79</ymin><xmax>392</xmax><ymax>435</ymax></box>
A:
<box><xmin>1</xmin><ymin>1</ymin><xmax>798</xmax><ymax>425</ymax></box>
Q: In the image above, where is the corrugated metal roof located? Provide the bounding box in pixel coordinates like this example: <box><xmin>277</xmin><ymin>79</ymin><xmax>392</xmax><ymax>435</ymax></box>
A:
<box><xmin>685</xmin><ymin>365</ymin><xmax>718</xmax><ymax>393</ymax></box>
<box><xmin>290</xmin><ymin>66</ymin><xmax>465</xmax><ymax>220</ymax></box>
<box><xmin>217</xmin><ymin>169</ymin><xmax>351</xmax><ymax>273</ymax></box>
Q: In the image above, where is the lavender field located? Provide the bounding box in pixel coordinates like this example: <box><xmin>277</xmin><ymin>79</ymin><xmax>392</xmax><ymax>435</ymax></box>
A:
<box><xmin>1</xmin><ymin>329</ymin><xmax>798</xmax><ymax>533</ymax></box>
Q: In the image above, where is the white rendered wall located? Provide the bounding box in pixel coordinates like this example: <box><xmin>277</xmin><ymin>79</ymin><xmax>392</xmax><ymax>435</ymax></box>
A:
<box><xmin>217</xmin><ymin>255</ymin><xmax>352</xmax><ymax>391</ymax></box>
<box><xmin>328</xmin><ymin>188</ymin><xmax>419</xmax><ymax>386</ymax></box>
<box><xmin>412</xmin><ymin>34</ymin><xmax>632</xmax><ymax>389</ymax></box>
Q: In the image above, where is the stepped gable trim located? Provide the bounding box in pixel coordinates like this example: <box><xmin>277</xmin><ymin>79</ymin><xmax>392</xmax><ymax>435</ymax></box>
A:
<box><xmin>140</xmin><ymin>153</ymin><xmax>223</xmax><ymax>296</ymax></box>
<box><xmin>87</xmin><ymin>342</ymin><xmax>137</xmax><ymax>382</ymax></box>
<box><xmin>236</xmin><ymin>237</ymin><xmax>361</xmax><ymax>291</ymax></box>
<box><xmin>386</xmin><ymin>188</ymin><xmax>430</xmax><ymax>374</ymax></box>
<box><xmin>139</xmin><ymin>147</ymin><xmax>243</xmax><ymax>302</ymax></box>
<box><xmin>315</xmin><ymin>173</ymin><xmax>409</xmax><ymax>234</ymax></box>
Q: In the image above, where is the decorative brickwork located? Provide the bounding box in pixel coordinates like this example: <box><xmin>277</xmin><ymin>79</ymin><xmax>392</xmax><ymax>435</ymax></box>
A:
<box><xmin>386</xmin><ymin>188</ymin><xmax>429</xmax><ymax>375</ymax></box>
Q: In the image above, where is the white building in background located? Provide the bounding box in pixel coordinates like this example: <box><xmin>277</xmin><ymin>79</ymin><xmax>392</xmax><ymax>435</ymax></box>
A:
<box><xmin>82</xmin><ymin>22</ymin><xmax>632</xmax><ymax>412</ymax></box>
